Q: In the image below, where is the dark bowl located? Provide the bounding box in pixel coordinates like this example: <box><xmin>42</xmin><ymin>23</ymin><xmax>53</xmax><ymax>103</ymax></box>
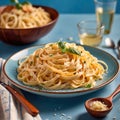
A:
<box><xmin>0</xmin><ymin>5</ymin><xmax>59</xmax><ymax>45</ymax></box>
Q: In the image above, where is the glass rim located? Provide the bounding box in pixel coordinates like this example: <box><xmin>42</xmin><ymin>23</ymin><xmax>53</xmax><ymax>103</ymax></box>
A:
<box><xmin>77</xmin><ymin>20</ymin><xmax>105</xmax><ymax>30</ymax></box>
<box><xmin>94</xmin><ymin>0</ymin><xmax>117</xmax><ymax>5</ymax></box>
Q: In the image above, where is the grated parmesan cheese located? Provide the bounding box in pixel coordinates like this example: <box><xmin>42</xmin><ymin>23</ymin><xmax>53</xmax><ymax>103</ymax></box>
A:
<box><xmin>90</xmin><ymin>100</ymin><xmax>108</xmax><ymax>111</ymax></box>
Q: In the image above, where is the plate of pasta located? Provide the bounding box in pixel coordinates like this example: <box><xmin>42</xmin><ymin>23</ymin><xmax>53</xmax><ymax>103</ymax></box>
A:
<box><xmin>3</xmin><ymin>42</ymin><xmax>119</xmax><ymax>97</ymax></box>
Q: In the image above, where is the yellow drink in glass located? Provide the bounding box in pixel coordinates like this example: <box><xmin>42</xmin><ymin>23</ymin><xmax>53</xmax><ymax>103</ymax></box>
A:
<box><xmin>96</xmin><ymin>7</ymin><xmax>114</xmax><ymax>34</ymax></box>
<box><xmin>94</xmin><ymin>0</ymin><xmax>117</xmax><ymax>34</ymax></box>
<box><xmin>77</xmin><ymin>20</ymin><xmax>104</xmax><ymax>47</ymax></box>
<box><xmin>79</xmin><ymin>33</ymin><xmax>102</xmax><ymax>46</ymax></box>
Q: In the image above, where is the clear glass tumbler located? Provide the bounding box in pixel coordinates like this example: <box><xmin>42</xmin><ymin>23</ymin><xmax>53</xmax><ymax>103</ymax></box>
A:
<box><xmin>77</xmin><ymin>20</ymin><xmax>104</xmax><ymax>47</ymax></box>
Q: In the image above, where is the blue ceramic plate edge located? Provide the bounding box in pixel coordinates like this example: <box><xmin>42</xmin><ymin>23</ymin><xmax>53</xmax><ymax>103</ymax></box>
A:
<box><xmin>3</xmin><ymin>45</ymin><xmax>120</xmax><ymax>97</ymax></box>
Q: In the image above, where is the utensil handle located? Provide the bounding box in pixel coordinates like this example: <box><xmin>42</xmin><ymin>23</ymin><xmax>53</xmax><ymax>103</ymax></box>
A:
<box><xmin>106</xmin><ymin>84</ymin><xmax>120</xmax><ymax>102</ymax></box>
<box><xmin>117</xmin><ymin>46</ymin><xmax>120</xmax><ymax>59</ymax></box>
<box><xmin>0</xmin><ymin>58</ymin><xmax>39</xmax><ymax>116</ymax></box>
<box><xmin>4</xmin><ymin>84</ymin><xmax>39</xmax><ymax>117</ymax></box>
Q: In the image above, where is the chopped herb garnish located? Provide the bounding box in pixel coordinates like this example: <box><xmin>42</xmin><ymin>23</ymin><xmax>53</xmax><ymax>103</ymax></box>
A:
<box><xmin>67</xmin><ymin>47</ymin><xmax>81</xmax><ymax>56</ymax></box>
<box><xmin>16</xmin><ymin>3</ymin><xmax>22</xmax><ymax>9</ymax></box>
<box><xmin>57</xmin><ymin>41</ymin><xmax>81</xmax><ymax>56</ymax></box>
<box><xmin>58</xmin><ymin>41</ymin><xmax>66</xmax><ymax>53</ymax></box>
<box><xmin>10</xmin><ymin>0</ymin><xmax>30</xmax><ymax>9</ymax></box>
<box><xmin>49</xmin><ymin>54</ymin><xmax>53</xmax><ymax>57</ymax></box>
<box><xmin>85</xmin><ymin>84</ymin><xmax>92</xmax><ymax>88</ymax></box>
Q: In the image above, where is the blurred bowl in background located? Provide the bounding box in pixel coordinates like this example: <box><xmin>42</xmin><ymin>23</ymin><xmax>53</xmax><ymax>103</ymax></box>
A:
<box><xmin>0</xmin><ymin>5</ymin><xmax>59</xmax><ymax>45</ymax></box>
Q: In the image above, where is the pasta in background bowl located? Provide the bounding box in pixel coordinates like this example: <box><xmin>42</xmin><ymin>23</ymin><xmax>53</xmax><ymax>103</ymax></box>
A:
<box><xmin>0</xmin><ymin>5</ymin><xmax>59</xmax><ymax>45</ymax></box>
<box><xmin>3</xmin><ymin>42</ymin><xmax>120</xmax><ymax>97</ymax></box>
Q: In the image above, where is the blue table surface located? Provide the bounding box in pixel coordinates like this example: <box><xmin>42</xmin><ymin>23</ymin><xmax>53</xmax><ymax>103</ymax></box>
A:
<box><xmin>1</xmin><ymin>14</ymin><xmax>120</xmax><ymax>120</ymax></box>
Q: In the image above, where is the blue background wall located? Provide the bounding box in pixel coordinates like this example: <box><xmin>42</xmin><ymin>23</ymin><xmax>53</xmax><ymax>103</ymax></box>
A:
<box><xmin>0</xmin><ymin>0</ymin><xmax>120</xmax><ymax>14</ymax></box>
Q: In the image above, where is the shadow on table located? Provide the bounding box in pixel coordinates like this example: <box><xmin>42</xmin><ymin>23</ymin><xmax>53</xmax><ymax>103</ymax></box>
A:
<box><xmin>76</xmin><ymin>112</ymin><xmax>107</xmax><ymax>120</ymax></box>
<box><xmin>22</xmin><ymin>85</ymin><xmax>110</xmax><ymax>113</ymax></box>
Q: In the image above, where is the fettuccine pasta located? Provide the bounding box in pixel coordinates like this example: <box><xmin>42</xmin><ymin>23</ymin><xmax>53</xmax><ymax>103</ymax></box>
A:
<box><xmin>17</xmin><ymin>42</ymin><xmax>107</xmax><ymax>90</ymax></box>
<box><xmin>0</xmin><ymin>4</ymin><xmax>52</xmax><ymax>28</ymax></box>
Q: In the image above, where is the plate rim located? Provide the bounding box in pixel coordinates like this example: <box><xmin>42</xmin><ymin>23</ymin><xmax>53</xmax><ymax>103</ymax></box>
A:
<box><xmin>3</xmin><ymin>45</ymin><xmax>120</xmax><ymax>95</ymax></box>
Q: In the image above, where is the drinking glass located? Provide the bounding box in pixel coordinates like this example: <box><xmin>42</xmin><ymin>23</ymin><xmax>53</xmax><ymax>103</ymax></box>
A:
<box><xmin>77</xmin><ymin>20</ymin><xmax>104</xmax><ymax>47</ymax></box>
<box><xmin>94</xmin><ymin>0</ymin><xmax>117</xmax><ymax>34</ymax></box>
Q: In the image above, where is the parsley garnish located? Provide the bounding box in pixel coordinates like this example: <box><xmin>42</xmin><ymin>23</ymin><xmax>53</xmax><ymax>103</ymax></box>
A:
<box><xmin>85</xmin><ymin>84</ymin><xmax>92</xmax><ymax>88</ymax></box>
<box><xmin>67</xmin><ymin>47</ymin><xmax>81</xmax><ymax>56</ymax></box>
<box><xmin>49</xmin><ymin>54</ymin><xmax>53</xmax><ymax>57</ymax></box>
<box><xmin>57</xmin><ymin>41</ymin><xmax>81</xmax><ymax>56</ymax></box>
<box><xmin>10</xmin><ymin>0</ymin><xmax>30</xmax><ymax>9</ymax></box>
<box><xmin>58</xmin><ymin>41</ymin><xmax>66</xmax><ymax>53</ymax></box>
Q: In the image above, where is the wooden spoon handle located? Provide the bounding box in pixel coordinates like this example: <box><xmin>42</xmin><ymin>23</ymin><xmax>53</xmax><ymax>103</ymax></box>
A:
<box><xmin>0</xmin><ymin>59</ymin><xmax>39</xmax><ymax>116</ymax></box>
<box><xmin>3</xmin><ymin>83</ymin><xmax>39</xmax><ymax>117</ymax></box>
<box><xmin>106</xmin><ymin>84</ymin><xmax>120</xmax><ymax>102</ymax></box>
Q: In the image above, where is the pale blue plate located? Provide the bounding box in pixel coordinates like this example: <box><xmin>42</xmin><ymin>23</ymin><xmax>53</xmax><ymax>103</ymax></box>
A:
<box><xmin>3</xmin><ymin>45</ymin><xmax>119</xmax><ymax>97</ymax></box>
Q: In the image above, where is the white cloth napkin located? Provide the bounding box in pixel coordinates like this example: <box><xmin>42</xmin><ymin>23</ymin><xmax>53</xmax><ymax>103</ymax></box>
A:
<box><xmin>0</xmin><ymin>58</ymin><xmax>42</xmax><ymax>120</ymax></box>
